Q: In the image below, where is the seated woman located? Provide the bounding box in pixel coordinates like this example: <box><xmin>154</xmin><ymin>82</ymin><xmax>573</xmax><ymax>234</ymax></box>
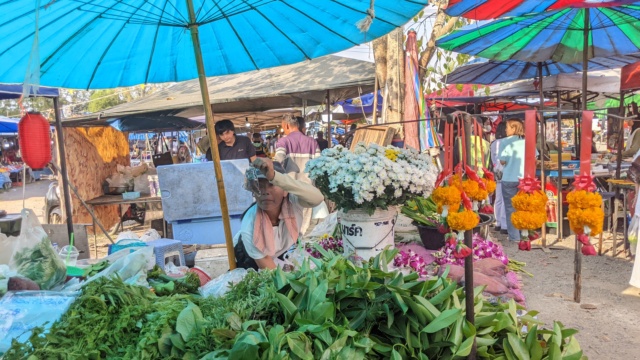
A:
<box><xmin>233</xmin><ymin>158</ymin><xmax>324</xmax><ymax>270</ymax></box>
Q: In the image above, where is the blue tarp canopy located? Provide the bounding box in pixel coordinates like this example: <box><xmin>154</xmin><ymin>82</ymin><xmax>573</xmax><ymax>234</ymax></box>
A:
<box><xmin>0</xmin><ymin>116</ymin><xmax>18</xmax><ymax>135</ymax></box>
<box><xmin>0</xmin><ymin>84</ymin><xmax>59</xmax><ymax>99</ymax></box>
<box><xmin>129</xmin><ymin>131</ymin><xmax>189</xmax><ymax>142</ymax></box>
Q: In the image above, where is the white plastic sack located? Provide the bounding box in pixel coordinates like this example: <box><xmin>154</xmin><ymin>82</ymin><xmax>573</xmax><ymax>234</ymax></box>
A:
<box><xmin>0</xmin><ymin>232</ymin><xmax>15</xmax><ymax>265</ymax></box>
<box><xmin>0</xmin><ymin>264</ymin><xmax>18</xmax><ymax>296</ymax></box>
<box><xmin>64</xmin><ymin>246</ymin><xmax>154</xmax><ymax>291</ymax></box>
<box><xmin>199</xmin><ymin>268</ymin><xmax>249</xmax><ymax>298</ymax></box>
<box><xmin>8</xmin><ymin>209</ymin><xmax>66</xmax><ymax>290</ymax></box>
<box><xmin>134</xmin><ymin>175</ymin><xmax>151</xmax><ymax>195</ymax></box>
<box><xmin>116</xmin><ymin>230</ymin><xmax>140</xmax><ymax>241</ymax></box>
<box><xmin>140</xmin><ymin>229</ymin><xmax>161</xmax><ymax>242</ymax></box>
<box><xmin>307</xmin><ymin>212</ymin><xmax>338</xmax><ymax>238</ymax></box>
<box><xmin>129</xmin><ymin>163</ymin><xmax>148</xmax><ymax>178</ymax></box>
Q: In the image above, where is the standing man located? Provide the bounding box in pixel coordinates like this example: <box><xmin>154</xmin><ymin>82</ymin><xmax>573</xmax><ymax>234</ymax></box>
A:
<box><xmin>316</xmin><ymin>131</ymin><xmax>329</xmax><ymax>151</ymax></box>
<box><xmin>206</xmin><ymin>119</ymin><xmax>256</xmax><ymax>162</ymax></box>
<box><xmin>275</xmin><ymin>114</ymin><xmax>323</xmax><ymax>234</ymax></box>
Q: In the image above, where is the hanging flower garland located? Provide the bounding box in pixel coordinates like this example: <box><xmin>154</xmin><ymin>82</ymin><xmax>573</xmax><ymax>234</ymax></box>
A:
<box><xmin>567</xmin><ymin>188</ymin><xmax>603</xmax><ymax>256</ymax></box>
<box><xmin>432</xmin><ymin>185</ymin><xmax>461</xmax><ymax>216</ymax></box>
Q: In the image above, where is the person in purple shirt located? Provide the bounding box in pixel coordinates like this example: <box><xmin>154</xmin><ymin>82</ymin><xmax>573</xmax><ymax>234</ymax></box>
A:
<box><xmin>275</xmin><ymin>115</ymin><xmax>322</xmax><ymax>233</ymax></box>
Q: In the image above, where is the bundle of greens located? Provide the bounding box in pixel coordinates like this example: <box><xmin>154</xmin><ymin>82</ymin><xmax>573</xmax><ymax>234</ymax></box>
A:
<box><xmin>5</xmin><ymin>250</ymin><xmax>585</xmax><ymax>359</ymax></box>
<box><xmin>11</xmin><ymin>236</ymin><xmax>66</xmax><ymax>290</ymax></box>
<box><xmin>147</xmin><ymin>265</ymin><xmax>200</xmax><ymax>296</ymax></box>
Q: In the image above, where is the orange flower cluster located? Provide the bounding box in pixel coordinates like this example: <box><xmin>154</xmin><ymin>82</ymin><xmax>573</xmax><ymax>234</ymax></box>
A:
<box><xmin>449</xmin><ymin>173</ymin><xmax>489</xmax><ymax>202</ymax></box>
<box><xmin>447</xmin><ymin>209</ymin><xmax>479</xmax><ymax>231</ymax></box>
<box><xmin>567</xmin><ymin>190</ymin><xmax>604</xmax><ymax>236</ymax></box>
<box><xmin>432</xmin><ymin>186</ymin><xmax>462</xmax><ymax>209</ymax></box>
<box><xmin>482</xmin><ymin>178</ymin><xmax>497</xmax><ymax>195</ymax></box>
<box><xmin>511</xmin><ymin>190</ymin><xmax>548</xmax><ymax>231</ymax></box>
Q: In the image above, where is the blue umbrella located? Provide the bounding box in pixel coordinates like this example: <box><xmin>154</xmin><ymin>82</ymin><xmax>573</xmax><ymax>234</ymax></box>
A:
<box><xmin>446</xmin><ymin>55</ymin><xmax>640</xmax><ymax>85</ymax></box>
<box><xmin>0</xmin><ymin>0</ymin><xmax>425</xmax><ymax>268</ymax></box>
<box><xmin>0</xmin><ymin>1</ymin><xmax>426</xmax><ymax>89</ymax></box>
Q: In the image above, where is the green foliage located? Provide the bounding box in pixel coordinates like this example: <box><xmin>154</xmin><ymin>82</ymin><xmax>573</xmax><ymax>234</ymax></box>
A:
<box><xmin>5</xmin><ymin>253</ymin><xmax>585</xmax><ymax>359</ymax></box>
<box><xmin>12</xmin><ymin>237</ymin><xmax>66</xmax><ymax>290</ymax></box>
<box><xmin>401</xmin><ymin>196</ymin><xmax>440</xmax><ymax>227</ymax></box>
<box><xmin>86</xmin><ymin>89</ymin><xmax>127</xmax><ymax>113</ymax></box>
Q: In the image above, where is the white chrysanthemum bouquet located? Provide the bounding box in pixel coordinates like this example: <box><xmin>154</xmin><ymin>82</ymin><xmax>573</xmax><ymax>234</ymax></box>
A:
<box><xmin>306</xmin><ymin>143</ymin><xmax>438</xmax><ymax>214</ymax></box>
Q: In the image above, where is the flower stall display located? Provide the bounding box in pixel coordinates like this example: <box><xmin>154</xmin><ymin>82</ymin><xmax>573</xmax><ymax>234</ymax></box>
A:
<box><xmin>566</xmin><ymin>112</ymin><xmax>603</xmax><ymax>257</ymax></box>
<box><xmin>306</xmin><ymin>143</ymin><xmax>438</xmax><ymax>214</ymax></box>
<box><xmin>511</xmin><ymin>111</ymin><xmax>548</xmax><ymax>251</ymax></box>
<box><xmin>306</xmin><ymin>143</ymin><xmax>438</xmax><ymax>259</ymax></box>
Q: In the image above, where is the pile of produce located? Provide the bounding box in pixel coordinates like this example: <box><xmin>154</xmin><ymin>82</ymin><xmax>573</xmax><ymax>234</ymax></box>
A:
<box><xmin>5</xmin><ymin>249</ymin><xmax>585</xmax><ymax>359</ymax></box>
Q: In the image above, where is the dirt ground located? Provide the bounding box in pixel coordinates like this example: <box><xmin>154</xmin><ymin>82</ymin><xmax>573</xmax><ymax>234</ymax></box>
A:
<box><xmin>491</xmin><ymin>229</ymin><xmax>640</xmax><ymax>360</ymax></box>
<box><xmin>2</xmin><ymin>181</ymin><xmax>640</xmax><ymax>359</ymax></box>
<box><xmin>0</xmin><ymin>179</ymin><xmax>52</xmax><ymax>223</ymax></box>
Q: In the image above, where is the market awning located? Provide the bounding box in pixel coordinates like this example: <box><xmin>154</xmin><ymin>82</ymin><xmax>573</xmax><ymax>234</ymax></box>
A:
<box><xmin>0</xmin><ymin>84</ymin><xmax>59</xmax><ymax>99</ymax></box>
<box><xmin>63</xmin><ymin>55</ymin><xmax>375</xmax><ymax>128</ymax></box>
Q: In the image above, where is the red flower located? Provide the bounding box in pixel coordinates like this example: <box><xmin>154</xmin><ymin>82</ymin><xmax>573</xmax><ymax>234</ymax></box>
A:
<box><xmin>518</xmin><ymin>240</ymin><xmax>532</xmax><ymax>251</ymax></box>
<box><xmin>453</xmin><ymin>244</ymin><xmax>472</xmax><ymax>259</ymax></box>
<box><xmin>446</xmin><ymin>235</ymin><xmax>457</xmax><ymax>247</ymax></box>
<box><xmin>577</xmin><ymin>234</ymin><xmax>590</xmax><ymax>246</ymax></box>
<box><xmin>581</xmin><ymin>244</ymin><xmax>597</xmax><ymax>256</ymax></box>
<box><xmin>437</xmin><ymin>224</ymin><xmax>449</xmax><ymax>234</ymax></box>
<box><xmin>479</xmin><ymin>204</ymin><xmax>494</xmax><ymax>214</ymax></box>
<box><xmin>460</xmin><ymin>191</ymin><xmax>473</xmax><ymax>211</ymax></box>
<box><xmin>528</xmin><ymin>231</ymin><xmax>540</xmax><ymax>241</ymax></box>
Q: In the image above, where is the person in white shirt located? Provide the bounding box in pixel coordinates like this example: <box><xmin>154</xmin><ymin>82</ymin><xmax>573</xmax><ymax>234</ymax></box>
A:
<box><xmin>233</xmin><ymin>158</ymin><xmax>324</xmax><ymax>270</ymax></box>
<box><xmin>490</xmin><ymin>122</ymin><xmax>508</xmax><ymax>234</ymax></box>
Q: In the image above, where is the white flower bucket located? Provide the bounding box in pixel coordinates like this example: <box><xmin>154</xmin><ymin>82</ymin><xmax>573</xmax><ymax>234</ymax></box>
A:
<box><xmin>338</xmin><ymin>207</ymin><xmax>397</xmax><ymax>260</ymax></box>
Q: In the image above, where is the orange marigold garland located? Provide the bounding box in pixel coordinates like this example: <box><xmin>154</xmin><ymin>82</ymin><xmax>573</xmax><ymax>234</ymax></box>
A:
<box><xmin>511</xmin><ymin>188</ymin><xmax>548</xmax><ymax>250</ymax></box>
<box><xmin>432</xmin><ymin>186</ymin><xmax>462</xmax><ymax>217</ymax></box>
<box><xmin>567</xmin><ymin>189</ymin><xmax>604</xmax><ymax>256</ymax></box>
<box><xmin>446</xmin><ymin>209</ymin><xmax>479</xmax><ymax>232</ymax></box>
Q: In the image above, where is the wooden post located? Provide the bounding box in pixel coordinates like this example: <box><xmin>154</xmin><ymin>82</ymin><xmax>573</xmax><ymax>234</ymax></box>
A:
<box><xmin>463</xmin><ymin>115</ymin><xmax>477</xmax><ymax>360</ymax></box>
<box><xmin>187</xmin><ymin>0</ymin><xmax>236</xmax><ymax>269</ymax></box>
<box><xmin>326</xmin><ymin>90</ymin><xmax>332</xmax><ymax>148</ymax></box>
<box><xmin>53</xmin><ymin>97</ymin><xmax>74</xmax><ymax>242</ymax></box>
<box><xmin>557</xmin><ymin>92</ymin><xmax>564</xmax><ymax>242</ymax></box>
<box><xmin>372</xmin><ymin>77</ymin><xmax>379</xmax><ymax>125</ymax></box>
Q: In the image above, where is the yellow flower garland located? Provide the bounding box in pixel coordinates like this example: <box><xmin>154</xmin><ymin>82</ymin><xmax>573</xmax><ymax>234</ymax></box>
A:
<box><xmin>512</xmin><ymin>191</ymin><xmax>547</xmax><ymax>212</ymax></box>
<box><xmin>482</xmin><ymin>178</ymin><xmax>497</xmax><ymax>195</ymax></box>
<box><xmin>432</xmin><ymin>186</ymin><xmax>462</xmax><ymax>208</ymax></box>
<box><xmin>511</xmin><ymin>190</ymin><xmax>548</xmax><ymax>231</ymax></box>
<box><xmin>567</xmin><ymin>190</ymin><xmax>604</xmax><ymax>236</ymax></box>
<box><xmin>511</xmin><ymin>211</ymin><xmax>547</xmax><ymax>231</ymax></box>
<box><xmin>447</xmin><ymin>210</ymin><xmax>479</xmax><ymax>231</ymax></box>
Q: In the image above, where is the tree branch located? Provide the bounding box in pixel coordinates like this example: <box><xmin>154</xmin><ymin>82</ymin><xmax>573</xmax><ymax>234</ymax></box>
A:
<box><xmin>418</xmin><ymin>2</ymin><xmax>459</xmax><ymax>80</ymax></box>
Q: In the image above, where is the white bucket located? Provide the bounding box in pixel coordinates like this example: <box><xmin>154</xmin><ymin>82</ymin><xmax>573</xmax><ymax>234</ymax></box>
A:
<box><xmin>338</xmin><ymin>207</ymin><xmax>397</xmax><ymax>260</ymax></box>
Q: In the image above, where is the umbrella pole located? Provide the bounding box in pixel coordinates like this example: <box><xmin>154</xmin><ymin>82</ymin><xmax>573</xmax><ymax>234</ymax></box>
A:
<box><xmin>463</xmin><ymin>115</ymin><xmax>477</xmax><ymax>360</ymax></box>
<box><xmin>574</xmin><ymin>7</ymin><xmax>591</xmax><ymax>303</ymax></box>
<box><xmin>53</xmin><ymin>96</ymin><xmax>74</xmax><ymax>243</ymax></box>
<box><xmin>557</xmin><ymin>92</ymin><xmax>563</xmax><ymax>243</ymax></box>
<box><xmin>616</xmin><ymin>92</ymin><xmax>626</xmax><ymax>178</ymax></box>
<box><xmin>538</xmin><ymin>62</ymin><xmax>547</xmax><ymax>247</ymax></box>
<box><xmin>186</xmin><ymin>0</ymin><xmax>236</xmax><ymax>269</ymax></box>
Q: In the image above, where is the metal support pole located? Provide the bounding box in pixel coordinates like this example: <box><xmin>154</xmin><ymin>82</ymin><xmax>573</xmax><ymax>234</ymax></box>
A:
<box><xmin>463</xmin><ymin>115</ymin><xmax>477</xmax><ymax>360</ymax></box>
<box><xmin>187</xmin><ymin>0</ymin><xmax>236</xmax><ymax>269</ymax></box>
<box><xmin>53</xmin><ymin>97</ymin><xmax>74</xmax><ymax>242</ymax></box>
<box><xmin>538</xmin><ymin>62</ymin><xmax>547</xmax><ymax>246</ymax></box>
<box><xmin>557</xmin><ymin>92</ymin><xmax>563</xmax><ymax>242</ymax></box>
<box><xmin>616</xmin><ymin>92</ymin><xmax>626</xmax><ymax>178</ymax></box>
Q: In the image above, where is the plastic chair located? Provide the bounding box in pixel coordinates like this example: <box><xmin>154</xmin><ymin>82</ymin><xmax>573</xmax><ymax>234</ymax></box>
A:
<box><xmin>146</xmin><ymin>238</ymin><xmax>185</xmax><ymax>269</ymax></box>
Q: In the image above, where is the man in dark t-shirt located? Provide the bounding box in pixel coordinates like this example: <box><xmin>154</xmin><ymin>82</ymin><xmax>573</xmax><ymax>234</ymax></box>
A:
<box><xmin>316</xmin><ymin>131</ymin><xmax>329</xmax><ymax>151</ymax></box>
<box><xmin>206</xmin><ymin>119</ymin><xmax>256</xmax><ymax>162</ymax></box>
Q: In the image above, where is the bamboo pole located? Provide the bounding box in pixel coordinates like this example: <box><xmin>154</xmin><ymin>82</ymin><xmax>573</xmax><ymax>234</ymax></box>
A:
<box><xmin>326</xmin><ymin>90</ymin><xmax>332</xmax><ymax>148</ymax></box>
<box><xmin>372</xmin><ymin>77</ymin><xmax>379</xmax><ymax>125</ymax></box>
<box><xmin>186</xmin><ymin>0</ymin><xmax>236</xmax><ymax>269</ymax></box>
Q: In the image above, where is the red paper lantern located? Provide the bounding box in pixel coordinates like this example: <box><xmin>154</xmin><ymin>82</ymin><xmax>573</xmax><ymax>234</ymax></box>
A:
<box><xmin>18</xmin><ymin>112</ymin><xmax>52</xmax><ymax>170</ymax></box>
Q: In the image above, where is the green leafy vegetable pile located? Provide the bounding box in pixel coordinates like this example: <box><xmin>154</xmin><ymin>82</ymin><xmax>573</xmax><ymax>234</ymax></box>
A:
<box><xmin>11</xmin><ymin>236</ymin><xmax>66</xmax><ymax>290</ymax></box>
<box><xmin>147</xmin><ymin>265</ymin><xmax>201</xmax><ymax>296</ymax></box>
<box><xmin>5</xmin><ymin>250</ymin><xmax>585</xmax><ymax>359</ymax></box>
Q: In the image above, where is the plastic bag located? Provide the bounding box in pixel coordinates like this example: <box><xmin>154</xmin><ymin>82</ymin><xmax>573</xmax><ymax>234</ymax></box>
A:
<box><xmin>629</xmin><ymin>216</ymin><xmax>639</xmax><ymax>245</ymax></box>
<box><xmin>140</xmin><ymin>229</ymin><xmax>161</xmax><ymax>242</ymax></box>
<box><xmin>307</xmin><ymin>212</ymin><xmax>338</xmax><ymax>238</ymax></box>
<box><xmin>64</xmin><ymin>246</ymin><xmax>154</xmax><ymax>291</ymax></box>
<box><xmin>0</xmin><ymin>264</ymin><xmax>18</xmax><ymax>296</ymax></box>
<box><xmin>199</xmin><ymin>268</ymin><xmax>249</xmax><ymax>298</ymax></box>
<box><xmin>116</xmin><ymin>230</ymin><xmax>140</xmax><ymax>241</ymax></box>
<box><xmin>8</xmin><ymin>209</ymin><xmax>66</xmax><ymax>290</ymax></box>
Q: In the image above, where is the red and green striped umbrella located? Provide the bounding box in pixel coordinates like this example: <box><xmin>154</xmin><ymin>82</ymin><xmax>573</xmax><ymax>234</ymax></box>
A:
<box><xmin>445</xmin><ymin>0</ymin><xmax>639</xmax><ymax>20</ymax></box>
<box><xmin>437</xmin><ymin>5</ymin><xmax>640</xmax><ymax>64</ymax></box>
